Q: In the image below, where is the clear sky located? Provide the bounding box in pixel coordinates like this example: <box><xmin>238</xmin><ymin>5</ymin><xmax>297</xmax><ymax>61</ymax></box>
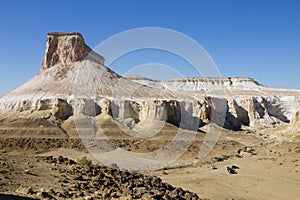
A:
<box><xmin>0</xmin><ymin>0</ymin><xmax>299</xmax><ymax>97</ymax></box>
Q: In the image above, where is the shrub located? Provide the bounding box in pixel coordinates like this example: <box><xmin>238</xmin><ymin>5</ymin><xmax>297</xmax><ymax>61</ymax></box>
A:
<box><xmin>77</xmin><ymin>156</ymin><xmax>92</xmax><ymax>166</ymax></box>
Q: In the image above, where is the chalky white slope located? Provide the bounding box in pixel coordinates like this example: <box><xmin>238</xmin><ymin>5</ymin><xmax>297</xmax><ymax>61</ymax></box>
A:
<box><xmin>0</xmin><ymin>32</ymin><xmax>300</xmax><ymax>130</ymax></box>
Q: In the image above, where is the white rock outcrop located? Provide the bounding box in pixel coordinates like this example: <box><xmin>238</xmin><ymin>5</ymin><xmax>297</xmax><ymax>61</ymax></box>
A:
<box><xmin>0</xmin><ymin>32</ymin><xmax>300</xmax><ymax>132</ymax></box>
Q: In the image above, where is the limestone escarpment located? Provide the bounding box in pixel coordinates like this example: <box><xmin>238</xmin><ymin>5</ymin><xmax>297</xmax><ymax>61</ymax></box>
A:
<box><xmin>0</xmin><ymin>32</ymin><xmax>300</xmax><ymax>134</ymax></box>
<box><xmin>0</xmin><ymin>95</ymin><xmax>295</xmax><ymax>132</ymax></box>
<box><xmin>127</xmin><ymin>76</ymin><xmax>263</xmax><ymax>92</ymax></box>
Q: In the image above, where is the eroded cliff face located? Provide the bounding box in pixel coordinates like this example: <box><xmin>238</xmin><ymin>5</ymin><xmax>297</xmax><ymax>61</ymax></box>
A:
<box><xmin>41</xmin><ymin>32</ymin><xmax>104</xmax><ymax>72</ymax></box>
<box><xmin>0</xmin><ymin>32</ymin><xmax>300</xmax><ymax>133</ymax></box>
<box><xmin>292</xmin><ymin>109</ymin><xmax>300</xmax><ymax>126</ymax></box>
<box><xmin>1</xmin><ymin>95</ymin><xmax>294</xmax><ymax>131</ymax></box>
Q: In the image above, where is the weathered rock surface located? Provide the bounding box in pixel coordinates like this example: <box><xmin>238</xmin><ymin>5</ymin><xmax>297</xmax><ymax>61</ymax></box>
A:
<box><xmin>0</xmin><ymin>155</ymin><xmax>201</xmax><ymax>199</ymax></box>
<box><xmin>292</xmin><ymin>109</ymin><xmax>300</xmax><ymax>126</ymax></box>
<box><xmin>41</xmin><ymin>32</ymin><xmax>104</xmax><ymax>72</ymax></box>
<box><xmin>127</xmin><ymin>76</ymin><xmax>263</xmax><ymax>92</ymax></box>
<box><xmin>1</xmin><ymin>32</ymin><xmax>300</xmax><ymax>133</ymax></box>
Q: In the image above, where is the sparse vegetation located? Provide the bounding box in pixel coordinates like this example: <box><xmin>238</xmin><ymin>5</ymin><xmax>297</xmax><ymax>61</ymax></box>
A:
<box><xmin>77</xmin><ymin>156</ymin><xmax>92</xmax><ymax>166</ymax></box>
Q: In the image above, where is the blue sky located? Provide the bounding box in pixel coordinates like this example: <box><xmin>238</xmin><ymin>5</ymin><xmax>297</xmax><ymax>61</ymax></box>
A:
<box><xmin>0</xmin><ymin>0</ymin><xmax>299</xmax><ymax>97</ymax></box>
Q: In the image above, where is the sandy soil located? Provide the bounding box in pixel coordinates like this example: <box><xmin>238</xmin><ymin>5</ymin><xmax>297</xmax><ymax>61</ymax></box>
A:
<box><xmin>152</xmin><ymin>127</ymin><xmax>300</xmax><ymax>200</ymax></box>
<box><xmin>1</xmin><ymin>116</ymin><xmax>300</xmax><ymax>199</ymax></box>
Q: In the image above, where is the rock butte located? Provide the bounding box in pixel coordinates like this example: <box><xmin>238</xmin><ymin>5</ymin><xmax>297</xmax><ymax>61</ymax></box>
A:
<box><xmin>1</xmin><ymin>32</ymin><xmax>300</xmax><ymax>132</ymax></box>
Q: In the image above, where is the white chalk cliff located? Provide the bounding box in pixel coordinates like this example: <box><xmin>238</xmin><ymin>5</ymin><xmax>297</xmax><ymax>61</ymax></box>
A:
<box><xmin>0</xmin><ymin>32</ymin><xmax>300</xmax><ymax>133</ymax></box>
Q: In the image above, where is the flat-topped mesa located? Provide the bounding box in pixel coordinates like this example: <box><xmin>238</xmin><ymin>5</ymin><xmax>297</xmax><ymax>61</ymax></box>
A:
<box><xmin>161</xmin><ymin>77</ymin><xmax>262</xmax><ymax>91</ymax></box>
<box><xmin>127</xmin><ymin>76</ymin><xmax>263</xmax><ymax>92</ymax></box>
<box><xmin>170</xmin><ymin>77</ymin><xmax>260</xmax><ymax>85</ymax></box>
<box><xmin>41</xmin><ymin>32</ymin><xmax>105</xmax><ymax>72</ymax></box>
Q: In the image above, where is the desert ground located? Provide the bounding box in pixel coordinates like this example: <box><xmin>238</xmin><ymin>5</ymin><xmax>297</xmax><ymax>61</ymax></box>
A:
<box><xmin>153</xmin><ymin>125</ymin><xmax>300</xmax><ymax>200</ymax></box>
<box><xmin>1</xmin><ymin>114</ymin><xmax>300</xmax><ymax>200</ymax></box>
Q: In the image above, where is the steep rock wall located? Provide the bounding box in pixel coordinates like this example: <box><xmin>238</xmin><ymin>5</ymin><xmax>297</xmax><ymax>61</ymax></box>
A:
<box><xmin>41</xmin><ymin>32</ymin><xmax>104</xmax><ymax>72</ymax></box>
<box><xmin>0</xmin><ymin>95</ymin><xmax>296</xmax><ymax>131</ymax></box>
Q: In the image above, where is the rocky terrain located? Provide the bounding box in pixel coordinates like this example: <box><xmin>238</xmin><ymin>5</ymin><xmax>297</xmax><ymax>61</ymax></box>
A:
<box><xmin>0</xmin><ymin>155</ymin><xmax>200</xmax><ymax>199</ymax></box>
<box><xmin>0</xmin><ymin>32</ymin><xmax>300</xmax><ymax>199</ymax></box>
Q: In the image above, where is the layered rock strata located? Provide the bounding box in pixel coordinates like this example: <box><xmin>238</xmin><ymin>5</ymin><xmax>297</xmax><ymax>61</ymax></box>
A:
<box><xmin>1</xmin><ymin>32</ymin><xmax>300</xmax><ymax>133</ymax></box>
